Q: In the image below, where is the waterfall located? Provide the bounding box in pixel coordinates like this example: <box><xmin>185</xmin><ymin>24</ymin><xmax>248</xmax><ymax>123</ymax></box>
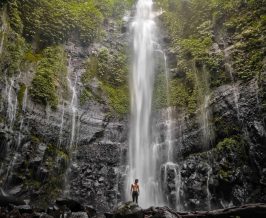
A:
<box><xmin>201</xmin><ymin>95</ymin><xmax>213</xmax><ymax>148</ymax></box>
<box><xmin>224</xmin><ymin>42</ymin><xmax>240</xmax><ymax>121</ymax></box>
<box><xmin>18</xmin><ymin>87</ymin><xmax>28</xmax><ymax>147</ymax></box>
<box><xmin>161</xmin><ymin>52</ymin><xmax>182</xmax><ymax>210</ymax></box>
<box><xmin>127</xmin><ymin>0</ymin><xmax>158</xmax><ymax>208</ymax></box>
<box><xmin>58</xmin><ymin>101</ymin><xmax>65</xmax><ymax>148</ymax></box>
<box><xmin>5</xmin><ymin>73</ymin><xmax>20</xmax><ymax>127</ymax></box>
<box><xmin>67</xmin><ymin>57</ymin><xmax>78</xmax><ymax>149</ymax></box>
<box><xmin>206</xmin><ymin>165</ymin><xmax>212</xmax><ymax>210</ymax></box>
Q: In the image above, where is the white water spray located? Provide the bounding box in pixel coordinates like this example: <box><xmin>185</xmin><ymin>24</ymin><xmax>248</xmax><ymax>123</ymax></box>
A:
<box><xmin>224</xmin><ymin>43</ymin><xmax>240</xmax><ymax>120</ymax></box>
<box><xmin>127</xmin><ymin>0</ymin><xmax>158</xmax><ymax>208</ymax></box>
<box><xmin>67</xmin><ymin>58</ymin><xmax>78</xmax><ymax>149</ymax></box>
<box><xmin>18</xmin><ymin>87</ymin><xmax>28</xmax><ymax>147</ymax></box>
<box><xmin>58</xmin><ymin>102</ymin><xmax>65</xmax><ymax>148</ymax></box>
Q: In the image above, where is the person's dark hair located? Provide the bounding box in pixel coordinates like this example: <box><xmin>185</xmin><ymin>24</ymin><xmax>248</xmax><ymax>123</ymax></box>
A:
<box><xmin>135</xmin><ymin>179</ymin><xmax>139</xmax><ymax>183</ymax></box>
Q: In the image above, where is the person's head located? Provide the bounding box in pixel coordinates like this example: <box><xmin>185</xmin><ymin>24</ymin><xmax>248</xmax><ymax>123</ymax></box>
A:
<box><xmin>135</xmin><ymin>179</ymin><xmax>138</xmax><ymax>184</ymax></box>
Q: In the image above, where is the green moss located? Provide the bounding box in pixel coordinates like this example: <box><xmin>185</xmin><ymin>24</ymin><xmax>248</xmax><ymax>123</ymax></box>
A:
<box><xmin>216</xmin><ymin>138</ymin><xmax>238</xmax><ymax>151</ymax></box>
<box><xmin>46</xmin><ymin>144</ymin><xmax>69</xmax><ymax>161</ymax></box>
<box><xmin>24</xmin><ymin>51</ymin><xmax>42</xmax><ymax>63</ymax></box>
<box><xmin>80</xmin><ymin>88</ymin><xmax>94</xmax><ymax>105</ymax></box>
<box><xmin>156</xmin><ymin>0</ymin><xmax>266</xmax><ymax>114</ymax></box>
<box><xmin>0</xmin><ymin>31</ymin><xmax>26</xmax><ymax>75</ymax></box>
<box><xmin>7</xmin><ymin>0</ymin><xmax>23</xmax><ymax>34</ymax></box>
<box><xmin>213</xmin><ymin>116</ymin><xmax>241</xmax><ymax>138</ymax></box>
<box><xmin>17</xmin><ymin>83</ymin><xmax>26</xmax><ymax>111</ymax></box>
<box><xmin>102</xmin><ymin>83</ymin><xmax>129</xmax><ymax>114</ymax></box>
<box><xmin>82</xmin><ymin>56</ymin><xmax>99</xmax><ymax>85</ymax></box>
<box><xmin>30</xmin><ymin>46</ymin><xmax>67</xmax><ymax>109</ymax></box>
<box><xmin>216</xmin><ymin>137</ymin><xmax>248</xmax><ymax>162</ymax></box>
<box><xmin>81</xmin><ymin>48</ymin><xmax>129</xmax><ymax>114</ymax></box>
<box><xmin>218</xmin><ymin>169</ymin><xmax>231</xmax><ymax>181</ymax></box>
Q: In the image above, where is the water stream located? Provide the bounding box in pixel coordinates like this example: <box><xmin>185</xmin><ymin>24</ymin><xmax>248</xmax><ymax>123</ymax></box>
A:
<box><xmin>127</xmin><ymin>0</ymin><xmax>158</xmax><ymax>208</ymax></box>
<box><xmin>67</xmin><ymin>57</ymin><xmax>78</xmax><ymax>149</ymax></box>
<box><xmin>224</xmin><ymin>43</ymin><xmax>240</xmax><ymax>121</ymax></box>
<box><xmin>127</xmin><ymin>0</ymin><xmax>182</xmax><ymax>209</ymax></box>
<box><xmin>17</xmin><ymin>87</ymin><xmax>28</xmax><ymax>147</ymax></box>
<box><xmin>58</xmin><ymin>101</ymin><xmax>65</xmax><ymax>148</ymax></box>
<box><xmin>63</xmin><ymin>49</ymin><xmax>79</xmax><ymax>198</ymax></box>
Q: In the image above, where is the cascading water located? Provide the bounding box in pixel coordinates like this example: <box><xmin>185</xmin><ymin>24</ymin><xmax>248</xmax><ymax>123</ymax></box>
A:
<box><xmin>17</xmin><ymin>87</ymin><xmax>28</xmax><ymax>147</ymax></box>
<box><xmin>63</xmin><ymin>47</ymin><xmax>80</xmax><ymax>197</ymax></box>
<box><xmin>67</xmin><ymin>57</ymin><xmax>78</xmax><ymax>149</ymax></box>
<box><xmin>127</xmin><ymin>0</ymin><xmax>158</xmax><ymax>208</ymax></box>
<box><xmin>206</xmin><ymin>164</ymin><xmax>212</xmax><ymax>210</ymax></box>
<box><xmin>58</xmin><ymin>101</ymin><xmax>65</xmax><ymax>148</ymax></box>
<box><xmin>161</xmin><ymin>54</ymin><xmax>182</xmax><ymax>211</ymax></box>
<box><xmin>223</xmin><ymin>42</ymin><xmax>240</xmax><ymax>121</ymax></box>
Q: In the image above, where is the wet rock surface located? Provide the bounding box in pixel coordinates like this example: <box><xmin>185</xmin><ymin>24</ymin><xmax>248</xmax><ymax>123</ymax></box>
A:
<box><xmin>154</xmin><ymin>76</ymin><xmax>266</xmax><ymax>210</ymax></box>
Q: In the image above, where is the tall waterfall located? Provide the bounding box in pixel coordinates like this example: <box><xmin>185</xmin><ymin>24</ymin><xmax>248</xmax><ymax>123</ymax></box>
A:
<box><xmin>127</xmin><ymin>0</ymin><xmax>158</xmax><ymax>208</ymax></box>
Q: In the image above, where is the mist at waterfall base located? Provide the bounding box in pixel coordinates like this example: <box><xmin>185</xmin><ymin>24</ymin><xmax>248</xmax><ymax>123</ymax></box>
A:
<box><xmin>126</xmin><ymin>0</ymin><xmax>182</xmax><ymax>210</ymax></box>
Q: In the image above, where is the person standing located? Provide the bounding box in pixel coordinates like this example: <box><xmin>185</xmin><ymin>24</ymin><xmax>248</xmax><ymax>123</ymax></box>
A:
<box><xmin>131</xmin><ymin>179</ymin><xmax>140</xmax><ymax>204</ymax></box>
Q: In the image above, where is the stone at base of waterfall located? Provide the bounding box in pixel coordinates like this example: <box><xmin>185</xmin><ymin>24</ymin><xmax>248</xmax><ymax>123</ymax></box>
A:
<box><xmin>105</xmin><ymin>202</ymin><xmax>143</xmax><ymax>218</ymax></box>
<box><xmin>68</xmin><ymin>212</ymin><xmax>89</xmax><ymax>218</ymax></box>
<box><xmin>56</xmin><ymin>198</ymin><xmax>84</xmax><ymax>212</ymax></box>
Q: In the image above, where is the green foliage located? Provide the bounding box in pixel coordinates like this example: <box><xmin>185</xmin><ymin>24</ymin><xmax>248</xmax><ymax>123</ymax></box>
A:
<box><xmin>155</xmin><ymin>0</ymin><xmax>266</xmax><ymax>114</ymax></box>
<box><xmin>24</xmin><ymin>51</ymin><xmax>42</xmax><ymax>63</ymax></box>
<box><xmin>81</xmin><ymin>48</ymin><xmax>129</xmax><ymax>114</ymax></box>
<box><xmin>216</xmin><ymin>138</ymin><xmax>238</xmax><ymax>151</ymax></box>
<box><xmin>93</xmin><ymin>0</ymin><xmax>134</xmax><ymax>18</ymax></box>
<box><xmin>216</xmin><ymin>137</ymin><xmax>247</xmax><ymax>161</ymax></box>
<box><xmin>17</xmin><ymin>83</ymin><xmax>26</xmax><ymax>111</ymax></box>
<box><xmin>102</xmin><ymin>83</ymin><xmax>129</xmax><ymax>114</ymax></box>
<box><xmin>0</xmin><ymin>31</ymin><xmax>26</xmax><ymax>75</ymax></box>
<box><xmin>97</xmin><ymin>48</ymin><xmax>128</xmax><ymax>86</ymax></box>
<box><xmin>46</xmin><ymin>144</ymin><xmax>69</xmax><ymax>162</ymax></box>
<box><xmin>30</xmin><ymin>46</ymin><xmax>67</xmax><ymax>109</ymax></box>
<box><xmin>5</xmin><ymin>0</ymin><xmax>134</xmax><ymax>46</ymax></box>
<box><xmin>16</xmin><ymin>0</ymin><xmax>103</xmax><ymax>45</ymax></box>
<box><xmin>7</xmin><ymin>0</ymin><xmax>23</xmax><ymax>34</ymax></box>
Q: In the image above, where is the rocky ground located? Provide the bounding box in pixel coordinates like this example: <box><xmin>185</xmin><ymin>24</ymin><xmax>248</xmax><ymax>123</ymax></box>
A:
<box><xmin>1</xmin><ymin>199</ymin><xmax>266</xmax><ymax>218</ymax></box>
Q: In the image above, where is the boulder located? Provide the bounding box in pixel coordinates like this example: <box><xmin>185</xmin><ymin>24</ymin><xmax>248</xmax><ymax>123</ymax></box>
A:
<box><xmin>56</xmin><ymin>199</ymin><xmax>84</xmax><ymax>212</ymax></box>
<box><xmin>105</xmin><ymin>202</ymin><xmax>143</xmax><ymax>218</ymax></box>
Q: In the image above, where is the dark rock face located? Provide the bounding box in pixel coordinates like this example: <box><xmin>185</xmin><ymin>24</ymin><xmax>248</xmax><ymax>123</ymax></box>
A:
<box><xmin>153</xmin><ymin>76</ymin><xmax>266</xmax><ymax>211</ymax></box>
<box><xmin>69</xmin><ymin>121</ymin><xmax>128</xmax><ymax>212</ymax></box>
<box><xmin>0</xmin><ymin>17</ymin><xmax>129</xmax><ymax>211</ymax></box>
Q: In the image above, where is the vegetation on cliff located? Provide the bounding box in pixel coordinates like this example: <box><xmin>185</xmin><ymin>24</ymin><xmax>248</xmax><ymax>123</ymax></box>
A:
<box><xmin>154</xmin><ymin>0</ymin><xmax>266</xmax><ymax>112</ymax></box>
<box><xmin>0</xmin><ymin>0</ymin><xmax>133</xmax><ymax>112</ymax></box>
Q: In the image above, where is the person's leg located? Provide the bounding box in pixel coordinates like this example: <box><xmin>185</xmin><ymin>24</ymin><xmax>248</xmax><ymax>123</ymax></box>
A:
<box><xmin>132</xmin><ymin>192</ymin><xmax>135</xmax><ymax>202</ymax></box>
<box><xmin>136</xmin><ymin>193</ymin><xmax>138</xmax><ymax>204</ymax></box>
<box><xmin>133</xmin><ymin>192</ymin><xmax>137</xmax><ymax>203</ymax></box>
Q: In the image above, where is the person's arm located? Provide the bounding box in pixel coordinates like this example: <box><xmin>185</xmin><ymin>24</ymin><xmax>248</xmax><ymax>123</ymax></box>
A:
<box><xmin>137</xmin><ymin>185</ymin><xmax>140</xmax><ymax>194</ymax></box>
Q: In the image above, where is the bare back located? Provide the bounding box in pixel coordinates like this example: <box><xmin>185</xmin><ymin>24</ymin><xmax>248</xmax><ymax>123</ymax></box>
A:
<box><xmin>131</xmin><ymin>183</ymin><xmax>139</xmax><ymax>192</ymax></box>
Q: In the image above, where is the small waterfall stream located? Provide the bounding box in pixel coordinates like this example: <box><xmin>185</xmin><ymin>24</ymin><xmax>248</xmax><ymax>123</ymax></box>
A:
<box><xmin>17</xmin><ymin>87</ymin><xmax>28</xmax><ymax>147</ymax></box>
<box><xmin>6</xmin><ymin>77</ymin><xmax>18</xmax><ymax>127</ymax></box>
<box><xmin>58</xmin><ymin>101</ymin><xmax>65</xmax><ymax>148</ymax></box>
<box><xmin>63</xmin><ymin>47</ymin><xmax>80</xmax><ymax>198</ymax></box>
<box><xmin>224</xmin><ymin>42</ymin><xmax>240</xmax><ymax>121</ymax></box>
<box><xmin>67</xmin><ymin>57</ymin><xmax>78</xmax><ymax>149</ymax></box>
<box><xmin>161</xmin><ymin>53</ymin><xmax>182</xmax><ymax>210</ymax></box>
